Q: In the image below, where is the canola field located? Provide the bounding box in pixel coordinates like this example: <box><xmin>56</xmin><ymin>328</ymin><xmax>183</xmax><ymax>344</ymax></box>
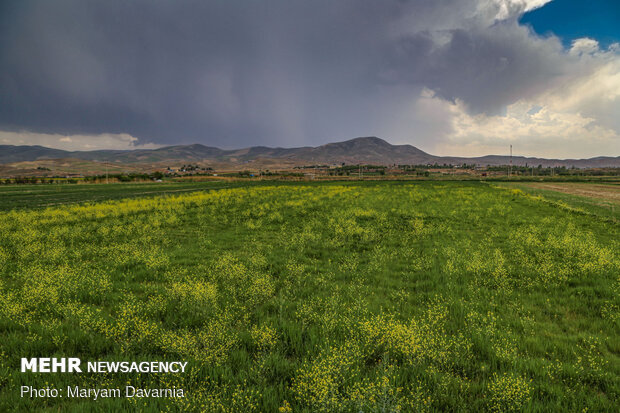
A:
<box><xmin>0</xmin><ymin>181</ymin><xmax>618</xmax><ymax>412</ymax></box>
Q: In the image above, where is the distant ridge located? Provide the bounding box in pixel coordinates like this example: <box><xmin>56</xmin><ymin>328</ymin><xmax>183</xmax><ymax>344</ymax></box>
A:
<box><xmin>1</xmin><ymin>137</ymin><xmax>618</xmax><ymax>168</ymax></box>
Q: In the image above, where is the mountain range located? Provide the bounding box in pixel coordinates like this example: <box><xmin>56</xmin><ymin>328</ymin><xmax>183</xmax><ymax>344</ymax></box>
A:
<box><xmin>1</xmin><ymin>137</ymin><xmax>618</xmax><ymax>169</ymax></box>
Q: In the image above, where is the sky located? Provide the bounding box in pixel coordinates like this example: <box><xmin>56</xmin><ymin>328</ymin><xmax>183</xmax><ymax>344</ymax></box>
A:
<box><xmin>0</xmin><ymin>0</ymin><xmax>618</xmax><ymax>158</ymax></box>
<box><xmin>520</xmin><ymin>0</ymin><xmax>620</xmax><ymax>49</ymax></box>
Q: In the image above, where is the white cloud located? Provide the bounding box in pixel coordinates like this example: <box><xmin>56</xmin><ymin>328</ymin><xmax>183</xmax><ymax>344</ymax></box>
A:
<box><xmin>569</xmin><ymin>38</ymin><xmax>600</xmax><ymax>56</ymax></box>
<box><xmin>549</xmin><ymin>65</ymin><xmax>620</xmax><ymax>111</ymax></box>
<box><xmin>0</xmin><ymin>131</ymin><xmax>161</xmax><ymax>151</ymax></box>
<box><xmin>429</xmin><ymin>93</ymin><xmax>619</xmax><ymax>158</ymax></box>
<box><xmin>489</xmin><ymin>0</ymin><xmax>552</xmax><ymax>20</ymax></box>
<box><xmin>386</xmin><ymin>19</ymin><xmax>620</xmax><ymax>159</ymax></box>
<box><xmin>520</xmin><ymin>0</ymin><xmax>552</xmax><ymax>12</ymax></box>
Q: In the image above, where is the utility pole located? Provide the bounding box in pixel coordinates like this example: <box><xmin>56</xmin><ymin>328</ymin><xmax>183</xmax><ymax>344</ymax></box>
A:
<box><xmin>106</xmin><ymin>163</ymin><xmax>109</xmax><ymax>184</ymax></box>
<box><xmin>509</xmin><ymin>145</ymin><xmax>512</xmax><ymax>177</ymax></box>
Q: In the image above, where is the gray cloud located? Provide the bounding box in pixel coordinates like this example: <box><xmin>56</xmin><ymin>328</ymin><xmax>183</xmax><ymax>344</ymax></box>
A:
<box><xmin>384</xmin><ymin>26</ymin><xmax>559</xmax><ymax>113</ymax></box>
<box><xmin>0</xmin><ymin>0</ymin><xmax>617</xmax><ymax>154</ymax></box>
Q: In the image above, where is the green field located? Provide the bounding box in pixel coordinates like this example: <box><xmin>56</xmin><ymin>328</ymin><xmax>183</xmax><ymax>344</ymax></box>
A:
<box><xmin>0</xmin><ymin>181</ymin><xmax>265</xmax><ymax>211</ymax></box>
<box><xmin>0</xmin><ymin>181</ymin><xmax>618</xmax><ymax>412</ymax></box>
<box><xmin>495</xmin><ymin>182</ymin><xmax>619</xmax><ymax>222</ymax></box>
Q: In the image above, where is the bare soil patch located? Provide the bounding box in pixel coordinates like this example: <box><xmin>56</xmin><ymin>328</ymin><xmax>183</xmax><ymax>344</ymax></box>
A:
<box><xmin>519</xmin><ymin>182</ymin><xmax>620</xmax><ymax>204</ymax></box>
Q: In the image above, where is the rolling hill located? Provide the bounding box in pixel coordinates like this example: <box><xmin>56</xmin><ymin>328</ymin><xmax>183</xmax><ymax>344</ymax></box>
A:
<box><xmin>1</xmin><ymin>137</ymin><xmax>618</xmax><ymax>169</ymax></box>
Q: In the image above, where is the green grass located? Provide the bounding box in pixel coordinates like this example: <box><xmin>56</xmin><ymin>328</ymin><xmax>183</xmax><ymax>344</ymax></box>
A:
<box><xmin>0</xmin><ymin>181</ymin><xmax>263</xmax><ymax>211</ymax></box>
<box><xmin>0</xmin><ymin>181</ymin><xmax>618</xmax><ymax>411</ymax></box>
<box><xmin>495</xmin><ymin>182</ymin><xmax>619</xmax><ymax>222</ymax></box>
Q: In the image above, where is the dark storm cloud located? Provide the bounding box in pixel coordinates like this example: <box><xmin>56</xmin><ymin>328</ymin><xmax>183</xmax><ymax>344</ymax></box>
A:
<box><xmin>0</xmin><ymin>0</ymin><xmax>606</xmax><ymax>148</ymax></box>
<box><xmin>383</xmin><ymin>22</ymin><xmax>573</xmax><ymax>114</ymax></box>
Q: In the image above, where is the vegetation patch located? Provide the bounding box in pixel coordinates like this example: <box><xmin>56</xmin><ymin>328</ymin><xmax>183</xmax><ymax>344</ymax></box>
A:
<box><xmin>0</xmin><ymin>182</ymin><xmax>618</xmax><ymax>411</ymax></box>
